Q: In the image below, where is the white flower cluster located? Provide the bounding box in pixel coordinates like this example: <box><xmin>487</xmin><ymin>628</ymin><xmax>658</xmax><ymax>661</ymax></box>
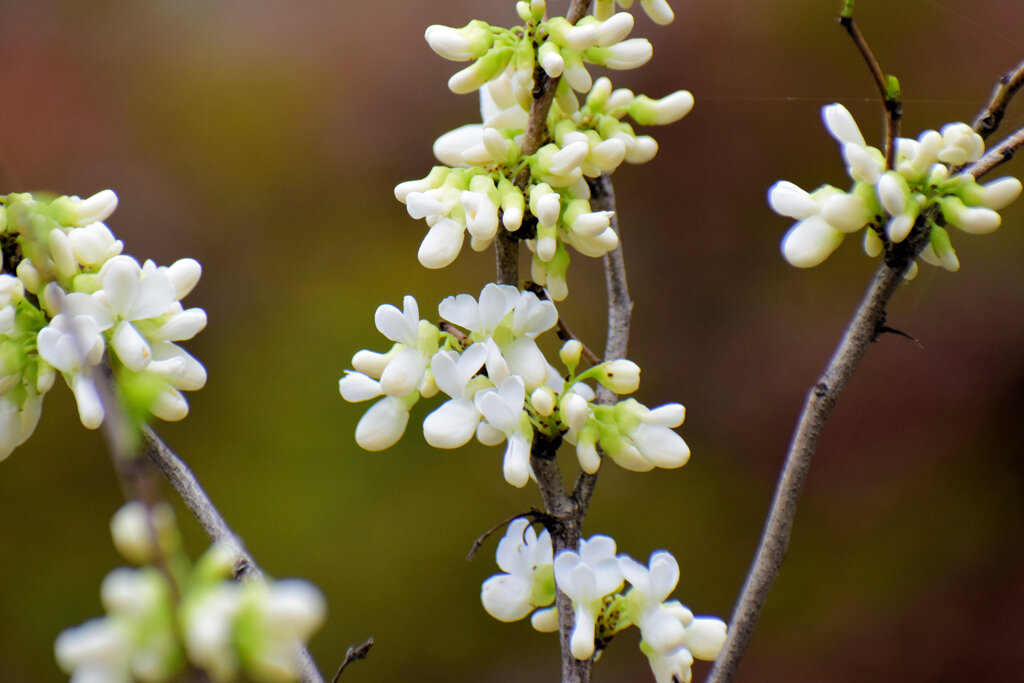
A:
<box><xmin>0</xmin><ymin>190</ymin><xmax>207</xmax><ymax>460</ymax></box>
<box><xmin>339</xmin><ymin>283</ymin><xmax>689</xmax><ymax>487</ymax></box>
<box><xmin>481</xmin><ymin>519</ymin><xmax>726</xmax><ymax>683</ymax></box>
<box><xmin>55</xmin><ymin>502</ymin><xmax>326</xmax><ymax>683</ymax></box>
<box><xmin>396</xmin><ymin>0</ymin><xmax>692</xmax><ymax>298</ymax></box>
<box><xmin>770</xmin><ymin>103</ymin><xmax>1022</xmax><ymax>272</ymax></box>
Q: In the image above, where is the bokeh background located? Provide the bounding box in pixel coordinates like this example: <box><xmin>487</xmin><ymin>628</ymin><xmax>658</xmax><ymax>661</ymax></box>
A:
<box><xmin>0</xmin><ymin>0</ymin><xmax>1022</xmax><ymax>681</ymax></box>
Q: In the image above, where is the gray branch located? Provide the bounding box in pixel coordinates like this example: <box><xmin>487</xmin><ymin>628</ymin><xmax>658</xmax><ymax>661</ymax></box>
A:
<box><xmin>705</xmin><ymin>259</ymin><xmax>910</xmax><ymax>683</ymax></box>
<box><xmin>142</xmin><ymin>428</ymin><xmax>325</xmax><ymax>683</ymax></box>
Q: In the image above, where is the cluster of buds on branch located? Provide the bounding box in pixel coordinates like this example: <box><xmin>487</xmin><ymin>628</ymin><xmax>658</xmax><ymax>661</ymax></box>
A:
<box><xmin>395</xmin><ymin>0</ymin><xmax>692</xmax><ymax>299</ymax></box>
<box><xmin>770</xmin><ymin>103</ymin><xmax>1022</xmax><ymax>273</ymax></box>
<box><xmin>341</xmin><ymin>0</ymin><xmax>725</xmax><ymax>680</ymax></box>
<box><xmin>0</xmin><ymin>190</ymin><xmax>207</xmax><ymax>459</ymax></box>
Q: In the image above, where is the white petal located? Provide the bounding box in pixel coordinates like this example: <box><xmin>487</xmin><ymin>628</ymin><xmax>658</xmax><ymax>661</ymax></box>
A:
<box><xmin>355</xmin><ymin>397</ymin><xmax>409</xmax><ymax>451</ymax></box>
<box><xmin>503</xmin><ymin>433</ymin><xmax>531</xmax><ymax>487</ymax></box>
<box><xmin>481</xmin><ymin>574</ymin><xmax>533</xmax><ymax>622</ymax></box>
<box><xmin>684</xmin><ymin>617</ymin><xmax>728</xmax><ymax>660</ymax></box>
<box><xmin>631</xmin><ymin>424</ymin><xmax>690</xmax><ymax>468</ymax></box>
<box><xmin>378</xmin><ymin>347</ymin><xmax>427</xmax><ymax>396</ymax></box>
<box><xmin>423</xmin><ymin>398</ymin><xmax>480</xmax><ymax>448</ymax></box>
<box><xmin>433</xmin><ymin>124</ymin><xmax>485</xmax><ymax>167</ymax></box>
<box><xmin>339</xmin><ymin>372</ymin><xmax>383</xmax><ymax>402</ymax></box>
<box><xmin>781</xmin><ymin>215</ymin><xmax>844</xmax><ymax>268</ymax></box>
<box><xmin>166</xmin><ymin>258</ymin><xmax>202</xmax><ymax>299</ymax></box>
<box><xmin>822</xmin><ymin>103</ymin><xmax>865</xmax><ymax>146</ymax></box>
<box><xmin>418</xmin><ymin>217</ymin><xmax>466</xmax><ymax>269</ymax></box>
<box><xmin>111</xmin><ymin>321</ymin><xmax>152</xmax><ymax>371</ymax></box>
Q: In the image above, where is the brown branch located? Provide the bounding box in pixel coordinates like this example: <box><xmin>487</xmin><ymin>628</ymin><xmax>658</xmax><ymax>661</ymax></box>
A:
<box><xmin>962</xmin><ymin>126</ymin><xmax>1024</xmax><ymax>180</ymax></box>
<box><xmin>706</xmin><ymin>255</ymin><xmax>913</xmax><ymax>683</ymax></box>
<box><xmin>573</xmin><ymin>174</ymin><xmax>631</xmax><ymax>508</ymax></box>
<box><xmin>330</xmin><ymin>638</ymin><xmax>374</xmax><ymax>682</ymax></box>
<box><xmin>972</xmin><ymin>59</ymin><xmax>1024</xmax><ymax>140</ymax></box>
<box><xmin>839</xmin><ymin>14</ymin><xmax>901</xmax><ymax>168</ymax></box>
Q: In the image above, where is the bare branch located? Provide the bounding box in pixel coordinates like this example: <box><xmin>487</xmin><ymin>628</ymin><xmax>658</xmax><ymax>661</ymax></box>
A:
<box><xmin>839</xmin><ymin>12</ymin><xmax>901</xmax><ymax>168</ymax></box>
<box><xmin>330</xmin><ymin>638</ymin><xmax>374</xmax><ymax>682</ymax></box>
<box><xmin>962</xmin><ymin>126</ymin><xmax>1024</xmax><ymax>180</ymax></box>
<box><xmin>972</xmin><ymin>59</ymin><xmax>1024</xmax><ymax>140</ymax></box>
<box><xmin>142</xmin><ymin>428</ymin><xmax>325</xmax><ymax>683</ymax></box>
<box><xmin>706</xmin><ymin>257</ymin><xmax>912</xmax><ymax>683</ymax></box>
<box><xmin>573</xmin><ymin>174</ymin><xmax>631</xmax><ymax>508</ymax></box>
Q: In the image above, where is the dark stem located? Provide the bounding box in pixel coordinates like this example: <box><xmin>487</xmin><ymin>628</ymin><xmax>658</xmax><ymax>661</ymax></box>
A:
<box><xmin>972</xmin><ymin>59</ymin><xmax>1024</xmax><ymax>140</ymax></box>
<box><xmin>962</xmin><ymin>126</ymin><xmax>1024</xmax><ymax>180</ymax></box>
<box><xmin>330</xmin><ymin>637</ymin><xmax>374</xmax><ymax>682</ymax></box>
<box><xmin>839</xmin><ymin>14</ymin><xmax>901</xmax><ymax>168</ymax></box>
<box><xmin>705</xmin><ymin>256</ymin><xmax>913</xmax><ymax>683</ymax></box>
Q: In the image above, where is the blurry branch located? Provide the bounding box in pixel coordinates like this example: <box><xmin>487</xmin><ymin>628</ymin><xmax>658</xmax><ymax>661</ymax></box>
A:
<box><xmin>331</xmin><ymin>638</ymin><xmax>374</xmax><ymax>682</ymax></box>
<box><xmin>143</xmin><ymin>427</ymin><xmax>325</xmax><ymax>683</ymax></box>
<box><xmin>973</xmin><ymin>59</ymin><xmax>1024</xmax><ymax>140</ymax></box>
<box><xmin>707</xmin><ymin>254</ymin><xmax>914</xmax><ymax>683</ymax></box>
<box><xmin>839</xmin><ymin>6</ymin><xmax>901</xmax><ymax>168</ymax></box>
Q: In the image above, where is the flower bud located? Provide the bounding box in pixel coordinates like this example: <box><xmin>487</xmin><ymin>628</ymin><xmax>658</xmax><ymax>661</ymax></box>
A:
<box><xmin>425</xmin><ymin>20</ymin><xmax>493</xmax><ymax>62</ymax></box>
<box><xmin>628</xmin><ymin>91</ymin><xmax>694</xmax><ymax>126</ymax></box>
<box><xmin>448</xmin><ymin>49</ymin><xmax>512</xmax><ymax>95</ymax></box>
<box><xmin>530</xmin><ymin>387</ymin><xmax>555</xmax><ymax>417</ymax></box>
<box><xmin>587</xmin><ymin>38</ymin><xmax>653</xmax><ymax>70</ymax></box>
<box><xmin>640</xmin><ymin>0</ymin><xmax>675</xmax><ymax>24</ymax></box>
<box><xmin>599</xmin><ymin>359</ymin><xmax>640</xmax><ymax>394</ymax></box>
<box><xmin>559</xmin><ymin>339</ymin><xmax>583</xmax><ymax>370</ymax></box>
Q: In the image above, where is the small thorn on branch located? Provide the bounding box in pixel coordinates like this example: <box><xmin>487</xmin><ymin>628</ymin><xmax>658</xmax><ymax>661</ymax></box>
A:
<box><xmin>331</xmin><ymin>638</ymin><xmax>374</xmax><ymax>683</ymax></box>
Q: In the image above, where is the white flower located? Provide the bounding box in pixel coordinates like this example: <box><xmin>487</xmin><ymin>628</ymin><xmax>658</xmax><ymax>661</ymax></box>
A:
<box><xmin>598</xmin><ymin>359</ymin><xmax>640</xmax><ymax>394</ymax></box>
<box><xmin>623</xmin><ymin>402</ymin><xmax>690</xmax><ymax>469</ymax></box>
<box><xmin>639</xmin><ymin>599</ymin><xmax>727</xmax><ymax>683</ymax></box>
<box><xmin>36</xmin><ymin>312</ymin><xmax>106</xmax><ymax>429</ymax></box>
<box><xmin>54</xmin><ymin>618</ymin><xmax>133</xmax><ymax>683</ymax></box>
<box><xmin>822</xmin><ymin>103</ymin><xmax>883</xmax><ymax>183</ymax></box>
<box><xmin>423</xmin><ymin>344</ymin><xmax>488</xmax><ymax>448</ymax></box>
<box><xmin>481</xmin><ymin>518</ymin><xmax>555</xmax><ymax>621</ymax></box>
<box><xmin>620</xmin><ymin>552</ymin><xmax>686</xmax><ymax>654</ymax></box>
<box><xmin>373</xmin><ymin>296</ymin><xmax>432</xmax><ymax>396</ymax></box>
<box><xmin>424</xmin><ymin>21</ymin><xmax>493</xmax><ymax>62</ymax></box>
<box><xmin>50</xmin><ymin>189</ymin><xmax>119</xmax><ymax>228</ymax></box>
<box><xmin>474</xmin><ymin>375</ymin><xmax>532</xmax><ymax>487</ymax></box>
<box><xmin>640</xmin><ymin>0</ymin><xmax>675</xmax><ymax>25</ymax></box>
<box><xmin>439</xmin><ymin>283</ymin><xmax>556</xmax><ymax>390</ymax></box>
<box><xmin>769</xmin><ymin>182</ymin><xmax>847</xmax><ymax>268</ymax></box>
<box><xmin>0</xmin><ymin>392</ymin><xmax>43</xmax><ymax>461</ymax></box>
<box><xmin>553</xmin><ymin>534</ymin><xmax>624</xmax><ymax>660</ymax></box>
<box><xmin>184</xmin><ymin>583</ymin><xmax>243</xmax><ymax>682</ymax></box>
<box><xmin>355</xmin><ymin>396</ymin><xmax>412</xmax><ymax>451</ymax></box>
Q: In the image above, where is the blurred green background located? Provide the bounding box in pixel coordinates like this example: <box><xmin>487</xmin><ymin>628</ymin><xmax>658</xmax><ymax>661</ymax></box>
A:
<box><xmin>0</xmin><ymin>0</ymin><xmax>1022</xmax><ymax>681</ymax></box>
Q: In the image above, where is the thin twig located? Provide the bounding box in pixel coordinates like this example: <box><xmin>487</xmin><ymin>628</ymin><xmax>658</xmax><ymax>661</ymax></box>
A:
<box><xmin>465</xmin><ymin>509</ymin><xmax>550</xmax><ymax>561</ymax></box>
<box><xmin>573</xmin><ymin>174</ymin><xmax>631</xmax><ymax>508</ymax></box>
<box><xmin>142</xmin><ymin>427</ymin><xmax>325</xmax><ymax>683</ymax></box>
<box><xmin>962</xmin><ymin>126</ymin><xmax>1024</xmax><ymax>180</ymax></box>
<box><xmin>705</xmin><ymin>257</ymin><xmax>912</xmax><ymax>683</ymax></box>
<box><xmin>330</xmin><ymin>638</ymin><xmax>374</xmax><ymax>683</ymax></box>
<box><xmin>839</xmin><ymin>12</ymin><xmax>901</xmax><ymax>168</ymax></box>
<box><xmin>972</xmin><ymin>59</ymin><xmax>1024</xmax><ymax>140</ymax></box>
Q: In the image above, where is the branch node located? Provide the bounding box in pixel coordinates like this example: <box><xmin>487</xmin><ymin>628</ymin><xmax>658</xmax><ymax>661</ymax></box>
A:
<box><xmin>330</xmin><ymin>637</ymin><xmax>374</xmax><ymax>683</ymax></box>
